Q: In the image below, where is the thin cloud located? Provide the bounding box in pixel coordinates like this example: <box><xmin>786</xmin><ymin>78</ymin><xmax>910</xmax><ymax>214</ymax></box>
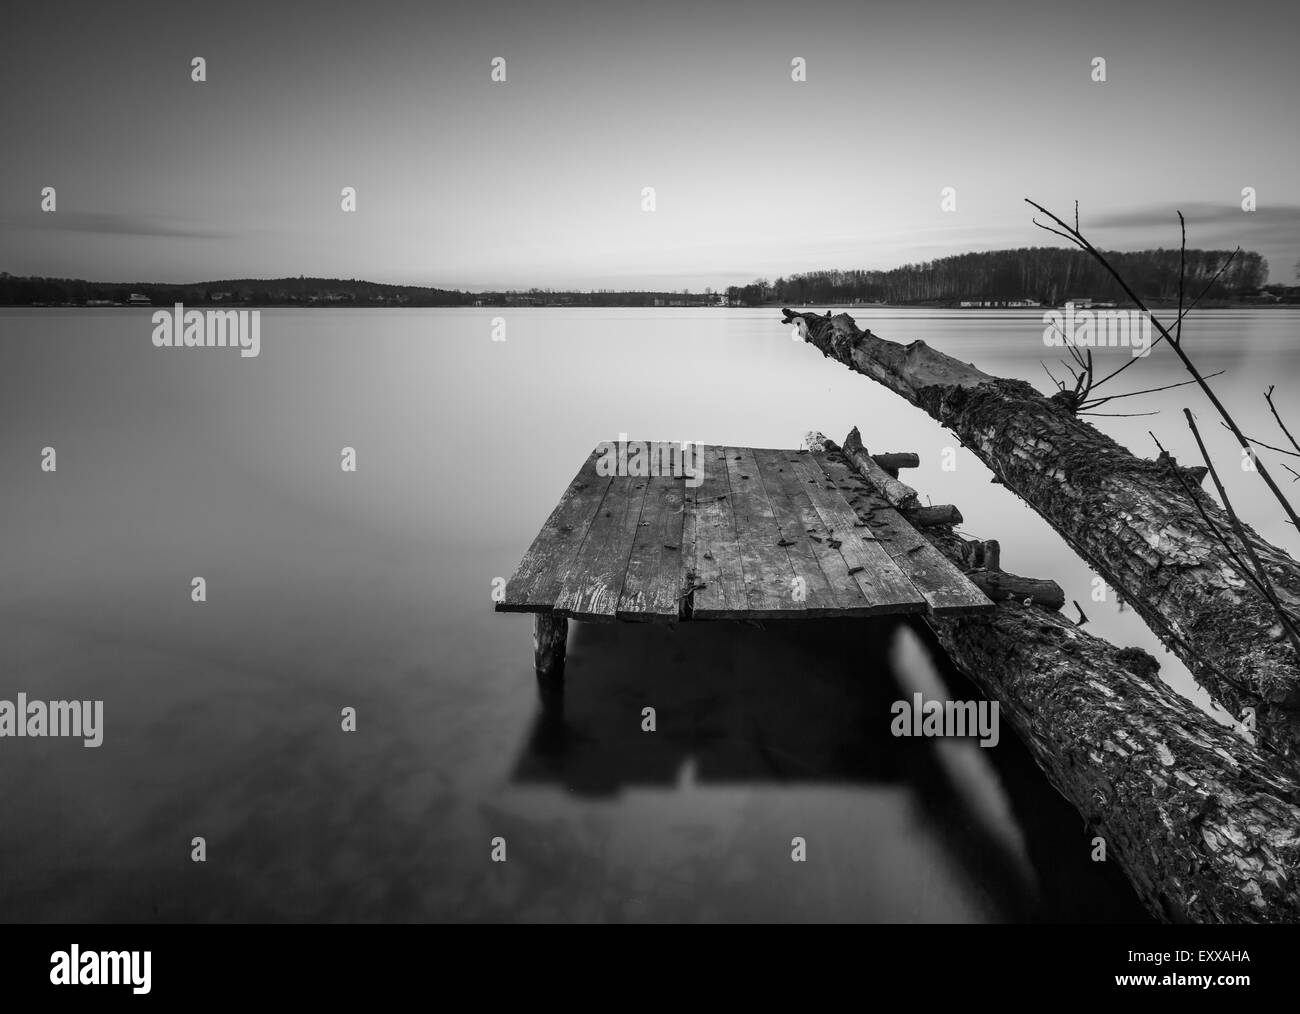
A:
<box><xmin>1089</xmin><ymin>203</ymin><xmax>1300</xmax><ymax>230</ymax></box>
<box><xmin>3</xmin><ymin>212</ymin><xmax>229</xmax><ymax>239</ymax></box>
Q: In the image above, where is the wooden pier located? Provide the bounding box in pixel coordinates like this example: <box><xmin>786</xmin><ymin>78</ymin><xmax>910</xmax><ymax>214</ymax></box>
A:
<box><xmin>498</xmin><ymin>420</ymin><xmax>1300</xmax><ymax>922</ymax></box>
<box><xmin>498</xmin><ymin>437</ymin><xmax>994</xmax><ymax>676</ymax></box>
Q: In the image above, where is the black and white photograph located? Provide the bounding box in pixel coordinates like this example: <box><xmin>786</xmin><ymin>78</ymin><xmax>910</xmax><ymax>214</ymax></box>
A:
<box><xmin>0</xmin><ymin>0</ymin><xmax>1295</xmax><ymax>997</ymax></box>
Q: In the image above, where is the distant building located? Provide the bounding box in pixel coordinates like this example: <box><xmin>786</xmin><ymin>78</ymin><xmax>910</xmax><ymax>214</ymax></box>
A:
<box><xmin>127</xmin><ymin>293</ymin><xmax>151</xmax><ymax>306</ymax></box>
<box><xmin>1065</xmin><ymin>297</ymin><xmax>1093</xmax><ymax>308</ymax></box>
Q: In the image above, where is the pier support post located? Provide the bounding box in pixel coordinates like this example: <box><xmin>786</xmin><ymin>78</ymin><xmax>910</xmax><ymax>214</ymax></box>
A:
<box><xmin>532</xmin><ymin>612</ymin><xmax>568</xmax><ymax>680</ymax></box>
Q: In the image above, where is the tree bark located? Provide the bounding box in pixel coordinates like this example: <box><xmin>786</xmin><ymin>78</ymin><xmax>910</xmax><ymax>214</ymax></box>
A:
<box><xmin>786</xmin><ymin>308</ymin><xmax>1300</xmax><ymax>762</ymax></box>
<box><xmin>822</xmin><ymin>439</ymin><xmax>1300</xmax><ymax>923</ymax></box>
<box><xmin>843</xmin><ymin>427</ymin><xmax>919</xmax><ymax>508</ymax></box>
<box><xmin>967</xmin><ymin>570</ymin><xmax>1066</xmax><ymax>610</ymax></box>
<box><xmin>906</xmin><ymin>504</ymin><xmax>964</xmax><ymax>527</ymax></box>
<box><xmin>872</xmin><ymin>451</ymin><xmax>921</xmax><ymax>473</ymax></box>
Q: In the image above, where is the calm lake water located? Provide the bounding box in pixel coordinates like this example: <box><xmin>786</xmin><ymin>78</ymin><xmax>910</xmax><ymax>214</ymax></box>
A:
<box><xmin>2</xmin><ymin>305</ymin><xmax>1297</xmax><ymax>922</ymax></box>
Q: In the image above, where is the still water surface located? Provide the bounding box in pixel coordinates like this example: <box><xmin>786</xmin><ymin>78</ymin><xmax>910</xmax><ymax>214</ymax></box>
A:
<box><xmin>2</xmin><ymin>306</ymin><xmax>1296</xmax><ymax>921</ymax></box>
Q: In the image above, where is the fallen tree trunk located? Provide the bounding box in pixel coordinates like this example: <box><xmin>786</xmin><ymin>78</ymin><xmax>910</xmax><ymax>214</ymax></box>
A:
<box><xmin>818</xmin><ymin>436</ymin><xmax>1300</xmax><ymax>923</ymax></box>
<box><xmin>786</xmin><ymin>309</ymin><xmax>1300</xmax><ymax>761</ymax></box>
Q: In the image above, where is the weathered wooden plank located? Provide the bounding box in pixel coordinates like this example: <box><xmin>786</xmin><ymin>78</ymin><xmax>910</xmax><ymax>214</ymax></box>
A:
<box><xmin>681</xmin><ymin>461</ymin><xmax>700</xmax><ymax>615</ymax></box>
<box><xmin>812</xmin><ymin>451</ymin><xmax>994</xmax><ymax>616</ymax></box>
<box><xmin>502</xmin><ymin>439</ymin><xmax>986</xmax><ymax>623</ymax></box>
<box><xmin>499</xmin><ymin>448</ymin><xmax>614</xmax><ymax>611</ymax></box>
<box><xmin>689</xmin><ymin>445</ymin><xmax>749</xmax><ymax>618</ymax></box>
<box><xmin>750</xmin><ymin>447</ymin><xmax>859</xmax><ymax>615</ymax></box>
<box><xmin>724</xmin><ymin>447</ymin><xmax>805</xmax><ymax>616</ymax></box>
<box><xmin>553</xmin><ymin>473</ymin><xmax>651</xmax><ymax>621</ymax></box>
<box><xmin>787</xmin><ymin>454</ymin><xmax>927</xmax><ymax>615</ymax></box>
<box><xmin>617</xmin><ymin>473</ymin><xmax>687</xmax><ymax>621</ymax></box>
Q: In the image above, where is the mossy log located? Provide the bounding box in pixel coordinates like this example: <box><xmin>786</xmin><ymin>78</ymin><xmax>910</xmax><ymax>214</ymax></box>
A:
<box><xmin>785</xmin><ymin>308</ymin><xmax>1300</xmax><ymax>762</ymax></box>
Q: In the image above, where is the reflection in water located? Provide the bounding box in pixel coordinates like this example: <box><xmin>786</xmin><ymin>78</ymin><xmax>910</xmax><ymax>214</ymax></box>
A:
<box><xmin>6</xmin><ymin>307</ymin><xmax>1291</xmax><ymax>922</ymax></box>
<box><xmin>511</xmin><ymin>617</ymin><xmax>1149</xmax><ymax>922</ymax></box>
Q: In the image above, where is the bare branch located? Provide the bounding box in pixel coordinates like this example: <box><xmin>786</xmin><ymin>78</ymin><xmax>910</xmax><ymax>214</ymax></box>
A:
<box><xmin>1031</xmin><ymin>218</ymin><xmax>1082</xmax><ymax>245</ymax></box>
<box><xmin>1079</xmin><ymin>370</ymin><xmax>1226</xmax><ymax>411</ymax></box>
<box><xmin>1184</xmin><ymin>409</ymin><xmax>1300</xmax><ymax>660</ymax></box>
<box><xmin>1040</xmin><ymin>360</ymin><xmax>1066</xmax><ymax>392</ymax></box>
<box><xmin>1150</xmin><ymin>432</ymin><xmax>1290</xmax><ymax>613</ymax></box>
<box><xmin>1176</xmin><ymin>211</ymin><xmax>1186</xmax><ymax>349</ymax></box>
<box><xmin>1266</xmin><ymin>384</ymin><xmax>1300</xmax><ymax>456</ymax></box>
<box><xmin>1220</xmin><ymin>421</ymin><xmax>1300</xmax><ymax>459</ymax></box>
<box><xmin>1085</xmin><ymin>248</ymin><xmax>1242</xmax><ymax>391</ymax></box>
<box><xmin>1025</xmin><ymin>197</ymin><xmax>1300</xmax><ymax>534</ymax></box>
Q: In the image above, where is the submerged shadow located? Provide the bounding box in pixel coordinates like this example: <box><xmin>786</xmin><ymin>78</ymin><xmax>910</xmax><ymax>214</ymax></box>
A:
<box><xmin>905</xmin><ymin>616</ymin><xmax>1153</xmax><ymax>923</ymax></box>
<box><xmin>518</xmin><ymin>616</ymin><xmax>909</xmax><ymax>788</ymax></box>
<box><xmin>509</xmin><ymin>614</ymin><xmax>1151</xmax><ymax>922</ymax></box>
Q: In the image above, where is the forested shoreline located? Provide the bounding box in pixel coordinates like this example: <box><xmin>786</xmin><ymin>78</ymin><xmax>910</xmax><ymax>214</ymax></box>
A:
<box><xmin>1</xmin><ymin>246</ymin><xmax>1290</xmax><ymax>308</ymax></box>
<box><xmin>727</xmin><ymin>247</ymin><xmax>1276</xmax><ymax>307</ymax></box>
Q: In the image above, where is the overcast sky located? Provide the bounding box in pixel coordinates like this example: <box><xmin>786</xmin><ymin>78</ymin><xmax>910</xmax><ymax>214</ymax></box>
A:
<box><xmin>1</xmin><ymin>0</ymin><xmax>1296</xmax><ymax>288</ymax></box>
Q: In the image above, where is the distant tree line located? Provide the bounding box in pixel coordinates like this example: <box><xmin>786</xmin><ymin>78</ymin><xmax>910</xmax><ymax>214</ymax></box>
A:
<box><xmin>725</xmin><ymin>247</ymin><xmax>1272</xmax><ymax>306</ymax></box>
<box><xmin>0</xmin><ymin>274</ymin><xmax>719</xmax><ymax>308</ymax></box>
<box><xmin>0</xmin><ymin>274</ymin><xmax>477</xmax><ymax>307</ymax></box>
<box><xmin>0</xmin><ymin>247</ymin><xmax>1282</xmax><ymax>308</ymax></box>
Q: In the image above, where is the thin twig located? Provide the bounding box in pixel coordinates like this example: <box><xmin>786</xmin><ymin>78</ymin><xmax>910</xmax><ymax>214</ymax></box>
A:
<box><xmin>1080</xmin><ymin>370</ymin><xmax>1225</xmax><ymax>411</ymax></box>
<box><xmin>1266</xmin><ymin>384</ymin><xmax>1300</xmax><ymax>456</ymax></box>
<box><xmin>1088</xmin><ymin>256</ymin><xmax>1241</xmax><ymax>391</ymax></box>
<box><xmin>1184</xmin><ymin>409</ymin><xmax>1300</xmax><ymax>660</ymax></box>
<box><xmin>1227</xmin><ymin>422</ymin><xmax>1300</xmax><ymax>459</ymax></box>
<box><xmin>1176</xmin><ymin>212</ymin><xmax>1186</xmax><ymax>348</ymax></box>
<box><xmin>1150</xmin><ymin>431</ymin><xmax>1281</xmax><ymax>609</ymax></box>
